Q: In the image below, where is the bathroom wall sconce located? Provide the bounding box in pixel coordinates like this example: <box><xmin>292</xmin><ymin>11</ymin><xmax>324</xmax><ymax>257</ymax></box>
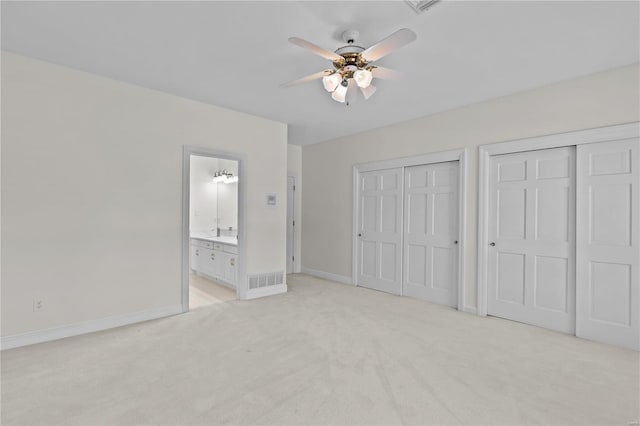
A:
<box><xmin>212</xmin><ymin>169</ymin><xmax>239</xmax><ymax>184</ymax></box>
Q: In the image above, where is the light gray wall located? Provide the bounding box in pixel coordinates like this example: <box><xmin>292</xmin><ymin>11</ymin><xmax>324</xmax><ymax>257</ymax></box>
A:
<box><xmin>1</xmin><ymin>52</ymin><xmax>287</xmax><ymax>337</ymax></box>
<box><xmin>301</xmin><ymin>63</ymin><xmax>640</xmax><ymax>309</ymax></box>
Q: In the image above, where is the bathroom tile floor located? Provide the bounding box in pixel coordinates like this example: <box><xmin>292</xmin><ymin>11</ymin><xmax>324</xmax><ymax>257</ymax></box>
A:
<box><xmin>189</xmin><ymin>273</ymin><xmax>236</xmax><ymax>309</ymax></box>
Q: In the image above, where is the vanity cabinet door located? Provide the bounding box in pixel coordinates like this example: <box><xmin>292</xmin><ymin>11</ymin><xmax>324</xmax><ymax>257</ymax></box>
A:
<box><xmin>213</xmin><ymin>251</ymin><xmax>226</xmax><ymax>279</ymax></box>
<box><xmin>192</xmin><ymin>242</ymin><xmax>236</xmax><ymax>286</ymax></box>
<box><xmin>190</xmin><ymin>245</ymin><xmax>202</xmax><ymax>271</ymax></box>
<box><xmin>200</xmin><ymin>248</ymin><xmax>216</xmax><ymax>277</ymax></box>
<box><xmin>224</xmin><ymin>255</ymin><xmax>236</xmax><ymax>285</ymax></box>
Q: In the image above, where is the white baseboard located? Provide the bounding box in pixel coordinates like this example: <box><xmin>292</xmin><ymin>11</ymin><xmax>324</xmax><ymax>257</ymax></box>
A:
<box><xmin>245</xmin><ymin>284</ymin><xmax>287</xmax><ymax>300</ymax></box>
<box><xmin>1</xmin><ymin>304</ymin><xmax>183</xmax><ymax>351</ymax></box>
<box><xmin>462</xmin><ymin>305</ymin><xmax>478</xmax><ymax>315</ymax></box>
<box><xmin>301</xmin><ymin>267</ymin><xmax>353</xmax><ymax>285</ymax></box>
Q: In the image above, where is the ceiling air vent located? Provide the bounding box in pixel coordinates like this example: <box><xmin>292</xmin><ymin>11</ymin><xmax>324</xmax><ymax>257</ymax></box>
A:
<box><xmin>406</xmin><ymin>0</ymin><xmax>439</xmax><ymax>14</ymax></box>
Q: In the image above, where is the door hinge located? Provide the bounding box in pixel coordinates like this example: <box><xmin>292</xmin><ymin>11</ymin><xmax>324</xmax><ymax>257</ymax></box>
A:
<box><xmin>293</xmin><ymin>220</ymin><xmax>295</xmax><ymax>226</ymax></box>
<box><xmin>292</xmin><ymin>256</ymin><xmax>295</xmax><ymax>262</ymax></box>
<box><xmin>293</xmin><ymin>185</ymin><xmax>296</xmax><ymax>191</ymax></box>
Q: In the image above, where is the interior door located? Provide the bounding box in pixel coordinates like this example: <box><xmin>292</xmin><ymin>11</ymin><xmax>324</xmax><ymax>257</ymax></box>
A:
<box><xmin>403</xmin><ymin>162</ymin><xmax>459</xmax><ymax>307</ymax></box>
<box><xmin>357</xmin><ymin>168</ymin><xmax>403</xmax><ymax>295</ymax></box>
<box><xmin>576</xmin><ymin>139</ymin><xmax>639</xmax><ymax>350</ymax></box>
<box><xmin>286</xmin><ymin>176</ymin><xmax>295</xmax><ymax>274</ymax></box>
<box><xmin>487</xmin><ymin>147</ymin><xmax>575</xmax><ymax>333</ymax></box>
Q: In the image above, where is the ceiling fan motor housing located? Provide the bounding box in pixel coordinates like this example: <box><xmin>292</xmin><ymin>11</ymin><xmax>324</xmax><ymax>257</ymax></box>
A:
<box><xmin>333</xmin><ymin>46</ymin><xmax>368</xmax><ymax>78</ymax></box>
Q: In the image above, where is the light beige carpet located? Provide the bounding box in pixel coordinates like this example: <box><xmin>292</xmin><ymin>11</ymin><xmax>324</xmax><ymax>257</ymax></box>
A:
<box><xmin>1</xmin><ymin>274</ymin><xmax>638</xmax><ymax>425</ymax></box>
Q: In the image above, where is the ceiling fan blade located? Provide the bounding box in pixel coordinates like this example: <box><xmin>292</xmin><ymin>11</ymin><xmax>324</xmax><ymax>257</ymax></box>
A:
<box><xmin>288</xmin><ymin>37</ymin><xmax>343</xmax><ymax>62</ymax></box>
<box><xmin>371</xmin><ymin>66</ymin><xmax>404</xmax><ymax>80</ymax></box>
<box><xmin>280</xmin><ymin>70</ymin><xmax>332</xmax><ymax>88</ymax></box>
<box><xmin>361</xmin><ymin>28</ymin><xmax>417</xmax><ymax>62</ymax></box>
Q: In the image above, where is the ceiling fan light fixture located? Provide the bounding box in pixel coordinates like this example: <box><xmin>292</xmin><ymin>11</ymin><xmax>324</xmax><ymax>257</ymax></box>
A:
<box><xmin>322</xmin><ymin>72</ymin><xmax>341</xmax><ymax>92</ymax></box>
<box><xmin>331</xmin><ymin>80</ymin><xmax>349</xmax><ymax>103</ymax></box>
<box><xmin>353</xmin><ymin>69</ymin><xmax>373</xmax><ymax>88</ymax></box>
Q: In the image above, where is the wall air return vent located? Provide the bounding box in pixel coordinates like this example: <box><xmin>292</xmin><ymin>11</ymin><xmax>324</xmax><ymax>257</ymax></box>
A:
<box><xmin>248</xmin><ymin>272</ymin><xmax>285</xmax><ymax>289</ymax></box>
<box><xmin>406</xmin><ymin>0</ymin><xmax>439</xmax><ymax>14</ymax></box>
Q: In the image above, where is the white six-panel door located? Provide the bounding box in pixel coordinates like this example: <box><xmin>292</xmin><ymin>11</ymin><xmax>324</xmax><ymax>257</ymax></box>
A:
<box><xmin>357</xmin><ymin>168</ymin><xmax>403</xmax><ymax>295</ymax></box>
<box><xmin>487</xmin><ymin>147</ymin><xmax>576</xmax><ymax>334</ymax></box>
<box><xmin>576</xmin><ymin>139</ymin><xmax>639</xmax><ymax>350</ymax></box>
<box><xmin>403</xmin><ymin>162</ymin><xmax>459</xmax><ymax>306</ymax></box>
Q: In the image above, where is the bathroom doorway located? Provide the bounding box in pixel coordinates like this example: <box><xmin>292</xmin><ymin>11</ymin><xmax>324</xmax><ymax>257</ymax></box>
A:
<box><xmin>182</xmin><ymin>148</ymin><xmax>245</xmax><ymax>311</ymax></box>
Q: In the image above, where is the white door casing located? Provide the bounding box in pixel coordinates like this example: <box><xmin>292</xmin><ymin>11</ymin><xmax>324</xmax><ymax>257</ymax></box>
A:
<box><xmin>286</xmin><ymin>176</ymin><xmax>295</xmax><ymax>274</ymax></box>
<box><xmin>403</xmin><ymin>162</ymin><xmax>459</xmax><ymax>306</ymax></box>
<box><xmin>487</xmin><ymin>147</ymin><xmax>576</xmax><ymax>334</ymax></box>
<box><xmin>576</xmin><ymin>139</ymin><xmax>639</xmax><ymax>350</ymax></box>
<box><xmin>357</xmin><ymin>168</ymin><xmax>403</xmax><ymax>295</ymax></box>
<box><xmin>183</xmin><ymin>147</ymin><xmax>246</xmax><ymax>308</ymax></box>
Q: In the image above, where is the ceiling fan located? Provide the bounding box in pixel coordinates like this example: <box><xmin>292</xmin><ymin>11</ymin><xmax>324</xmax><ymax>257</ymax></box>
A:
<box><xmin>281</xmin><ymin>28</ymin><xmax>417</xmax><ymax>104</ymax></box>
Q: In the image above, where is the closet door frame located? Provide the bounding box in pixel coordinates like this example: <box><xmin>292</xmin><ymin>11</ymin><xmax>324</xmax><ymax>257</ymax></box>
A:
<box><xmin>477</xmin><ymin>122</ymin><xmax>639</xmax><ymax>317</ymax></box>
<box><xmin>352</xmin><ymin>148</ymin><xmax>469</xmax><ymax>312</ymax></box>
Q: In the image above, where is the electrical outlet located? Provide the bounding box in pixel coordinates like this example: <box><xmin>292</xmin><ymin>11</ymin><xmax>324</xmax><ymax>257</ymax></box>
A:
<box><xmin>33</xmin><ymin>299</ymin><xmax>43</xmax><ymax>312</ymax></box>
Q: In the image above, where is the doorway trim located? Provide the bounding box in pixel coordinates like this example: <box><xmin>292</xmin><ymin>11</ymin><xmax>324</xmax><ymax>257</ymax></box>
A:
<box><xmin>182</xmin><ymin>146</ymin><xmax>247</xmax><ymax>312</ymax></box>
<box><xmin>286</xmin><ymin>175</ymin><xmax>296</xmax><ymax>274</ymax></box>
<box><xmin>352</xmin><ymin>148</ymin><xmax>468</xmax><ymax>312</ymax></box>
<box><xmin>476</xmin><ymin>122</ymin><xmax>639</xmax><ymax>316</ymax></box>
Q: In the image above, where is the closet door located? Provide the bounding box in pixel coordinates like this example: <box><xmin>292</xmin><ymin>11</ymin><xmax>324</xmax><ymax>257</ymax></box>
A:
<box><xmin>403</xmin><ymin>162</ymin><xmax>459</xmax><ymax>306</ymax></box>
<box><xmin>487</xmin><ymin>147</ymin><xmax>575</xmax><ymax>333</ymax></box>
<box><xmin>356</xmin><ymin>168</ymin><xmax>403</xmax><ymax>295</ymax></box>
<box><xmin>576</xmin><ymin>139</ymin><xmax>639</xmax><ymax>350</ymax></box>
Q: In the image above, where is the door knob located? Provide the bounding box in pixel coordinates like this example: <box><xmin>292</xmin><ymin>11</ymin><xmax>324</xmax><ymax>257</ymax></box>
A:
<box><xmin>489</xmin><ymin>242</ymin><xmax>496</xmax><ymax>246</ymax></box>
<box><xmin>358</xmin><ymin>233</ymin><xmax>362</xmax><ymax>237</ymax></box>
<box><xmin>454</xmin><ymin>240</ymin><xmax>458</xmax><ymax>244</ymax></box>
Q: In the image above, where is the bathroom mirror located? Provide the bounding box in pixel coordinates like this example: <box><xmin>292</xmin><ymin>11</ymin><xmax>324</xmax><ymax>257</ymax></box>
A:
<box><xmin>215</xmin><ymin>159</ymin><xmax>238</xmax><ymax>233</ymax></box>
<box><xmin>189</xmin><ymin>156</ymin><xmax>239</xmax><ymax>238</ymax></box>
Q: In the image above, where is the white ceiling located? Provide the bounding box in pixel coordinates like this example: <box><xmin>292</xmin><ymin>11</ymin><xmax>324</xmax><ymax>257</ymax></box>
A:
<box><xmin>2</xmin><ymin>1</ymin><xmax>639</xmax><ymax>146</ymax></box>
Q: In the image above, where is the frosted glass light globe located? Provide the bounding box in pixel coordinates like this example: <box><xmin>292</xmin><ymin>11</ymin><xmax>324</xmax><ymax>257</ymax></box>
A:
<box><xmin>353</xmin><ymin>69</ymin><xmax>373</xmax><ymax>88</ymax></box>
<box><xmin>331</xmin><ymin>81</ymin><xmax>348</xmax><ymax>103</ymax></box>
<box><xmin>322</xmin><ymin>73</ymin><xmax>341</xmax><ymax>92</ymax></box>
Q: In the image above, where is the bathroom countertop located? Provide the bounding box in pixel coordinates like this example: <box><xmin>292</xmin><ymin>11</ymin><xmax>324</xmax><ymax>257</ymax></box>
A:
<box><xmin>190</xmin><ymin>232</ymin><xmax>238</xmax><ymax>246</ymax></box>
